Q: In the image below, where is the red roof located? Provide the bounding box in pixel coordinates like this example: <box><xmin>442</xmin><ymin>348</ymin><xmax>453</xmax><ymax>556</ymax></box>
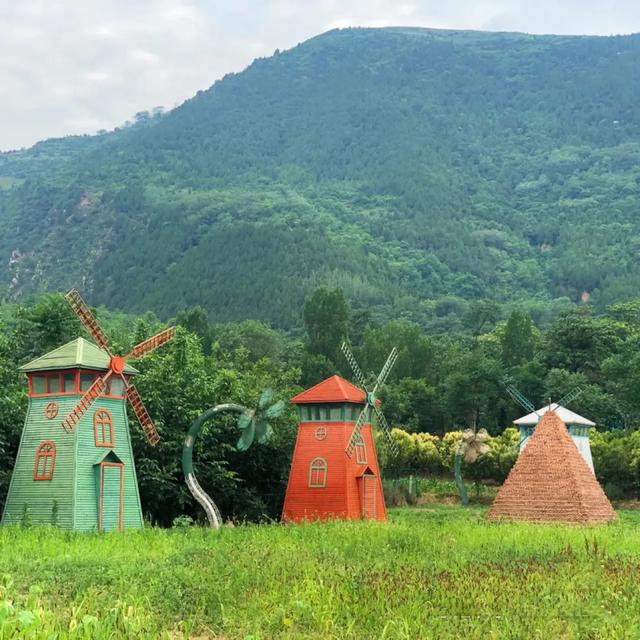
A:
<box><xmin>291</xmin><ymin>375</ymin><xmax>366</xmax><ymax>404</ymax></box>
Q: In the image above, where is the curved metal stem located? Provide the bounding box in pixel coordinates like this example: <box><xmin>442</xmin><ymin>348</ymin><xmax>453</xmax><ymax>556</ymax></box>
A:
<box><xmin>454</xmin><ymin>445</ymin><xmax>469</xmax><ymax>507</ymax></box>
<box><xmin>182</xmin><ymin>403</ymin><xmax>246</xmax><ymax>529</ymax></box>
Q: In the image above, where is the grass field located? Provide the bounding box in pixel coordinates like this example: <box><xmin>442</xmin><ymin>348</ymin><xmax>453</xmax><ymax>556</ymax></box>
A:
<box><xmin>1</xmin><ymin>506</ymin><xmax>640</xmax><ymax>639</ymax></box>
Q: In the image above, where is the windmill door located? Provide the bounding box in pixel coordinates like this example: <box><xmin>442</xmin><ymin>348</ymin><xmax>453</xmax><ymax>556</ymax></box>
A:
<box><xmin>99</xmin><ymin>463</ymin><xmax>124</xmax><ymax>532</ymax></box>
<box><xmin>360</xmin><ymin>472</ymin><xmax>377</xmax><ymax>519</ymax></box>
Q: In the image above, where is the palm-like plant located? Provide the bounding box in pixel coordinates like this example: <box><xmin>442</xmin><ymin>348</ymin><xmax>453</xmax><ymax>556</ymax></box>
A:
<box><xmin>236</xmin><ymin>389</ymin><xmax>285</xmax><ymax>451</ymax></box>
<box><xmin>182</xmin><ymin>389</ymin><xmax>284</xmax><ymax>528</ymax></box>
<box><xmin>454</xmin><ymin>428</ymin><xmax>490</xmax><ymax>506</ymax></box>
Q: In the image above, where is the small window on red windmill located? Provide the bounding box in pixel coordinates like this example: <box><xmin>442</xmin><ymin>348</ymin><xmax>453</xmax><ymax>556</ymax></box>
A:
<box><xmin>33</xmin><ymin>441</ymin><xmax>56</xmax><ymax>480</ymax></box>
<box><xmin>94</xmin><ymin>409</ymin><xmax>114</xmax><ymax>447</ymax></box>
<box><xmin>309</xmin><ymin>458</ymin><xmax>327</xmax><ymax>488</ymax></box>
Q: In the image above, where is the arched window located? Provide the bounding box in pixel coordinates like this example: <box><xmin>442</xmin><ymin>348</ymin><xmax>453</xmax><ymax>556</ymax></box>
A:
<box><xmin>94</xmin><ymin>409</ymin><xmax>114</xmax><ymax>447</ymax></box>
<box><xmin>33</xmin><ymin>441</ymin><xmax>56</xmax><ymax>480</ymax></box>
<box><xmin>309</xmin><ymin>458</ymin><xmax>327</xmax><ymax>488</ymax></box>
<box><xmin>354</xmin><ymin>434</ymin><xmax>367</xmax><ymax>464</ymax></box>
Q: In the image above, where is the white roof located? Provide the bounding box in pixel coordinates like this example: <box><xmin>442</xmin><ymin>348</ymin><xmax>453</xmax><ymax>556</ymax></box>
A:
<box><xmin>514</xmin><ymin>403</ymin><xmax>595</xmax><ymax>427</ymax></box>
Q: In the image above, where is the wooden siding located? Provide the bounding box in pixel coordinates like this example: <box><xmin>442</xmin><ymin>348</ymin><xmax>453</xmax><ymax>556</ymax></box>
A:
<box><xmin>1</xmin><ymin>397</ymin><xmax>77</xmax><ymax>527</ymax></box>
<box><xmin>2</xmin><ymin>392</ymin><xmax>144</xmax><ymax>532</ymax></box>
<box><xmin>282</xmin><ymin>420</ymin><xmax>386</xmax><ymax>523</ymax></box>
<box><xmin>73</xmin><ymin>397</ymin><xmax>143</xmax><ymax>532</ymax></box>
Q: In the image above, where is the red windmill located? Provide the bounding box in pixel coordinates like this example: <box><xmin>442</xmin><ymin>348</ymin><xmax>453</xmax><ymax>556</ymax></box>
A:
<box><xmin>282</xmin><ymin>343</ymin><xmax>398</xmax><ymax>523</ymax></box>
<box><xmin>60</xmin><ymin>289</ymin><xmax>175</xmax><ymax>445</ymax></box>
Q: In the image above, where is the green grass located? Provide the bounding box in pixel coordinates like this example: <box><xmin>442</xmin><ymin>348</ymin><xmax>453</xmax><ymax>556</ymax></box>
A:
<box><xmin>2</xmin><ymin>506</ymin><xmax>640</xmax><ymax>638</ymax></box>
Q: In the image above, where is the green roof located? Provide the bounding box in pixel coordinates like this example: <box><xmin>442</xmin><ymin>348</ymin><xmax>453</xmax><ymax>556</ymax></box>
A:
<box><xmin>19</xmin><ymin>338</ymin><xmax>138</xmax><ymax>375</ymax></box>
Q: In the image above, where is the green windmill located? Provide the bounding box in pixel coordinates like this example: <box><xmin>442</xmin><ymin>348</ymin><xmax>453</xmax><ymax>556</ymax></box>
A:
<box><xmin>1</xmin><ymin>289</ymin><xmax>175</xmax><ymax>532</ymax></box>
<box><xmin>182</xmin><ymin>389</ymin><xmax>284</xmax><ymax>528</ymax></box>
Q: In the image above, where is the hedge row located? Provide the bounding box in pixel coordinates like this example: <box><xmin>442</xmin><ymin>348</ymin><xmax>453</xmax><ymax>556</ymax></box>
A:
<box><xmin>382</xmin><ymin>428</ymin><xmax>640</xmax><ymax>499</ymax></box>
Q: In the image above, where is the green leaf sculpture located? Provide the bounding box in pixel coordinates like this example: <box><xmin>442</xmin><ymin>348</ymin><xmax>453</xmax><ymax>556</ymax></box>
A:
<box><xmin>237</xmin><ymin>388</ymin><xmax>285</xmax><ymax>451</ymax></box>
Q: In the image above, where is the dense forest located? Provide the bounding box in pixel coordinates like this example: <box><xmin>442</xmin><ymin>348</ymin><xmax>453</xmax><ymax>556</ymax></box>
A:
<box><xmin>1</xmin><ymin>28</ymin><xmax>640</xmax><ymax>328</ymax></box>
<box><xmin>2</xmin><ymin>289</ymin><xmax>640</xmax><ymax>524</ymax></box>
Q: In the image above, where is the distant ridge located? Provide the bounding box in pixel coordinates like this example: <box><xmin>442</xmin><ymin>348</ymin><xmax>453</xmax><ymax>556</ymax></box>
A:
<box><xmin>1</xmin><ymin>27</ymin><xmax>640</xmax><ymax>327</ymax></box>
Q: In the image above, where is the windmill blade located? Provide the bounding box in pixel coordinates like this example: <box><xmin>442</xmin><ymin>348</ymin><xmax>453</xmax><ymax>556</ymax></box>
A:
<box><xmin>373</xmin><ymin>405</ymin><xmax>399</xmax><ymax>457</ymax></box>
<box><xmin>557</xmin><ymin>387</ymin><xmax>584</xmax><ymax>407</ymax></box>
<box><xmin>237</xmin><ymin>418</ymin><xmax>256</xmax><ymax>451</ymax></box>
<box><xmin>258</xmin><ymin>388</ymin><xmax>275</xmax><ymax>410</ymax></box>
<box><xmin>372</xmin><ymin>347</ymin><xmax>398</xmax><ymax>395</ymax></box>
<box><xmin>504</xmin><ymin>384</ymin><xmax>537</xmax><ymax>415</ymax></box>
<box><xmin>237</xmin><ymin>410</ymin><xmax>253</xmax><ymax>431</ymax></box>
<box><xmin>124</xmin><ymin>327</ymin><xmax>176</xmax><ymax>361</ymax></box>
<box><xmin>345</xmin><ymin>406</ymin><xmax>369</xmax><ymax>458</ymax></box>
<box><xmin>340</xmin><ymin>342</ymin><xmax>368</xmax><ymax>389</ymax></box>
<box><xmin>65</xmin><ymin>288</ymin><xmax>112</xmax><ymax>355</ymax></box>
<box><xmin>61</xmin><ymin>371</ymin><xmax>111</xmax><ymax>433</ymax></box>
<box><xmin>254</xmin><ymin>419</ymin><xmax>274</xmax><ymax>444</ymax></box>
<box><xmin>126</xmin><ymin>383</ymin><xmax>160</xmax><ymax>446</ymax></box>
<box><xmin>263</xmin><ymin>399</ymin><xmax>285</xmax><ymax>419</ymax></box>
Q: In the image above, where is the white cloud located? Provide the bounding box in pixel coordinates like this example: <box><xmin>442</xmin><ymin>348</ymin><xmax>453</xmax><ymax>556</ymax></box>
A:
<box><xmin>1</xmin><ymin>0</ymin><xmax>640</xmax><ymax>150</ymax></box>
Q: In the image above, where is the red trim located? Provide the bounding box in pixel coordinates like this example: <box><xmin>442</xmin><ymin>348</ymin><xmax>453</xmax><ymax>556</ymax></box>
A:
<box><xmin>98</xmin><ymin>462</ymin><xmax>124</xmax><ymax>532</ymax></box>
<box><xmin>94</xmin><ymin>409</ymin><xmax>115</xmax><ymax>448</ymax></box>
<box><xmin>28</xmin><ymin>369</ymin><xmax>127</xmax><ymax>399</ymax></box>
<box><xmin>33</xmin><ymin>440</ymin><xmax>56</xmax><ymax>480</ymax></box>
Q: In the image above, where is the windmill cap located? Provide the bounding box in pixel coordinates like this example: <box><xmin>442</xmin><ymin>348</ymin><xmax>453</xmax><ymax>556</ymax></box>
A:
<box><xmin>514</xmin><ymin>403</ymin><xmax>595</xmax><ymax>427</ymax></box>
<box><xmin>291</xmin><ymin>375</ymin><xmax>372</xmax><ymax>404</ymax></box>
<box><xmin>19</xmin><ymin>337</ymin><xmax>138</xmax><ymax>375</ymax></box>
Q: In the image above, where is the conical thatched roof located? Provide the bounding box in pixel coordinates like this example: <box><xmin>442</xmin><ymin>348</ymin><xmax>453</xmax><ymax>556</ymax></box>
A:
<box><xmin>488</xmin><ymin>411</ymin><xmax>616</xmax><ymax>524</ymax></box>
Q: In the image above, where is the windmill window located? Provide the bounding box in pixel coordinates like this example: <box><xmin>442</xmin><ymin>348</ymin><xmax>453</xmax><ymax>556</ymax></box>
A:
<box><xmin>109</xmin><ymin>377</ymin><xmax>125</xmax><ymax>398</ymax></box>
<box><xmin>47</xmin><ymin>375</ymin><xmax>61</xmax><ymax>394</ymax></box>
<box><xmin>351</xmin><ymin>406</ymin><xmax>360</xmax><ymax>421</ymax></box>
<box><xmin>63</xmin><ymin>372</ymin><xmax>76</xmax><ymax>392</ymax></box>
<box><xmin>329</xmin><ymin>407</ymin><xmax>342</xmax><ymax>421</ymax></box>
<box><xmin>314</xmin><ymin>406</ymin><xmax>322</xmax><ymax>421</ymax></box>
<box><xmin>94</xmin><ymin>409</ymin><xmax>114</xmax><ymax>447</ymax></box>
<box><xmin>80</xmin><ymin>373</ymin><xmax>97</xmax><ymax>392</ymax></box>
<box><xmin>309</xmin><ymin>458</ymin><xmax>327</xmax><ymax>488</ymax></box>
<box><xmin>33</xmin><ymin>441</ymin><xmax>56</xmax><ymax>480</ymax></box>
<box><xmin>32</xmin><ymin>375</ymin><xmax>46</xmax><ymax>395</ymax></box>
<box><xmin>354</xmin><ymin>434</ymin><xmax>367</xmax><ymax>464</ymax></box>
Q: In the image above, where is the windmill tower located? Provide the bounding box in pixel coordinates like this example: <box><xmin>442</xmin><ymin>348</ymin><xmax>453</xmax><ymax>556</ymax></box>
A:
<box><xmin>282</xmin><ymin>344</ymin><xmax>398</xmax><ymax>523</ymax></box>
<box><xmin>504</xmin><ymin>383</ymin><xmax>596</xmax><ymax>472</ymax></box>
<box><xmin>1</xmin><ymin>289</ymin><xmax>174</xmax><ymax>532</ymax></box>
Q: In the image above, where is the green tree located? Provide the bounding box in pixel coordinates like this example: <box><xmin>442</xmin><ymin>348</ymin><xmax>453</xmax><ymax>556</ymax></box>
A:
<box><xmin>303</xmin><ymin>288</ymin><xmax>349</xmax><ymax>361</ymax></box>
<box><xmin>501</xmin><ymin>310</ymin><xmax>535</xmax><ymax>368</ymax></box>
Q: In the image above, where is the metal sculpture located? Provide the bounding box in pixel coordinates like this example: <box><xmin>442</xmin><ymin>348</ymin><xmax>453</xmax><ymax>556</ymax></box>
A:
<box><xmin>340</xmin><ymin>342</ymin><xmax>399</xmax><ymax>457</ymax></box>
<box><xmin>182</xmin><ymin>389</ymin><xmax>284</xmax><ymax>528</ymax></box>
<box><xmin>62</xmin><ymin>288</ymin><xmax>175</xmax><ymax>445</ymax></box>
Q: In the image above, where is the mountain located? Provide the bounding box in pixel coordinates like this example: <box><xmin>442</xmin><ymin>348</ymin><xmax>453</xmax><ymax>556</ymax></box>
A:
<box><xmin>1</xmin><ymin>27</ymin><xmax>640</xmax><ymax>329</ymax></box>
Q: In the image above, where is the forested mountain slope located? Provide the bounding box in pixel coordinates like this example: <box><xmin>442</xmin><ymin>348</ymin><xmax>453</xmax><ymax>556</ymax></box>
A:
<box><xmin>1</xmin><ymin>27</ymin><xmax>640</xmax><ymax>328</ymax></box>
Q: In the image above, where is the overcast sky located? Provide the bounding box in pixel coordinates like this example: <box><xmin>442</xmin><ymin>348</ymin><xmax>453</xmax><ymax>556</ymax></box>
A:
<box><xmin>2</xmin><ymin>0</ymin><xmax>639</xmax><ymax>151</ymax></box>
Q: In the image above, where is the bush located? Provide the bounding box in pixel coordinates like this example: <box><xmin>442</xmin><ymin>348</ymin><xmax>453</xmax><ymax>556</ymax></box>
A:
<box><xmin>385</xmin><ymin>426</ymin><xmax>640</xmax><ymax>500</ymax></box>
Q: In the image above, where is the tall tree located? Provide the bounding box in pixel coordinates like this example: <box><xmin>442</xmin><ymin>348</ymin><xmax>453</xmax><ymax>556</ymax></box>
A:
<box><xmin>303</xmin><ymin>288</ymin><xmax>349</xmax><ymax>361</ymax></box>
<box><xmin>501</xmin><ymin>310</ymin><xmax>535</xmax><ymax>368</ymax></box>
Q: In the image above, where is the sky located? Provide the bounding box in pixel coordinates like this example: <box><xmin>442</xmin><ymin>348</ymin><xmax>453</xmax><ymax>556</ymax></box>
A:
<box><xmin>2</xmin><ymin>0</ymin><xmax>640</xmax><ymax>151</ymax></box>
